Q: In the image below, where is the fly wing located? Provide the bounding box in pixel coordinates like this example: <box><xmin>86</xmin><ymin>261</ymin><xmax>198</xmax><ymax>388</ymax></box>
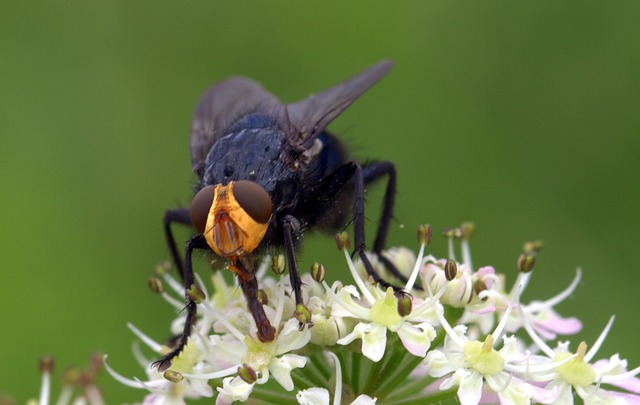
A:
<box><xmin>286</xmin><ymin>60</ymin><xmax>393</xmax><ymax>148</ymax></box>
<box><xmin>189</xmin><ymin>77</ymin><xmax>282</xmax><ymax>173</ymax></box>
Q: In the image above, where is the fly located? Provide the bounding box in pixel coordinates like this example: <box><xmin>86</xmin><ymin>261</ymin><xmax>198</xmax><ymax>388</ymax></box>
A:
<box><xmin>154</xmin><ymin>60</ymin><xmax>401</xmax><ymax>371</ymax></box>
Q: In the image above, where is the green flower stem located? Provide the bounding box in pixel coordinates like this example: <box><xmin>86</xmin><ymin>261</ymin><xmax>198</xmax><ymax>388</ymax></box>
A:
<box><xmin>308</xmin><ymin>352</ymin><xmax>331</xmax><ymax>381</ymax></box>
<box><xmin>351</xmin><ymin>350</ymin><xmax>362</xmax><ymax>394</ymax></box>
<box><xmin>373</xmin><ymin>339</ymin><xmax>411</xmax><ymax>396</ymax></box>
<box><xmin>251</xmin><ymin>387</ymin><xmax>299</xmax><ymax>405</ymax></box>
<box><xmin>336</xmin><ymin>350</ymin><xmax>351</xmax><ymax>387</ymax></box>
<box><xmin>298</xmin><ymin>354</ymin><xmax>330</xmax><ymax>388</ymax></box>
<box><xmin>375</xmin><ymin>354</ymin><xmax>423</xmax><ymax>400</ymax></box>
<box><xmin>362</xmin><ymin>350</ymin><xmax>385</xmax><ymax>395</ymax></box>
<box><xmin>290</xmin><ymin>369</ymin><xmax>316</xmax><ymax>390</ymax></box>
<box><xmin>384</xmin><ymin>387</ymin><xmax>458</xmax><ymax>405</ymax></box>
<box><xmin>390</xmin><ymin>375</ymin><xmax>437</xmax><ymax>398</ymax></box>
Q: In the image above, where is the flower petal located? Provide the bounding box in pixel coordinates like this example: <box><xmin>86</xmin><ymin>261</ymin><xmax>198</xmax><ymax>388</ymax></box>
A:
<box><xmin>397</xmin><ymin>322</ymin><xmax>435</xmax><ymax>357</ymax></box>
<box><xmin>296</xmin><ymin>387</ymin><xmax>330</xmax><ymax>405</ymax></box>
<box><xmin>270</xmin><ymin>354</ymin><xmax>308</xmax><ymax>391</ymax></box>
<box><xmin>457</xmin><ymin>370</ymin><xmax>483</xmax><ymax>405</ymax></box>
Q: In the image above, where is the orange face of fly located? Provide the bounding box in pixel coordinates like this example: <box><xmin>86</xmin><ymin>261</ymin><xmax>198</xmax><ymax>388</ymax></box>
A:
<box><xmin>189</xmin><ymin>180</ymin><xmax>273</xmax><ymax>260</ymax></box>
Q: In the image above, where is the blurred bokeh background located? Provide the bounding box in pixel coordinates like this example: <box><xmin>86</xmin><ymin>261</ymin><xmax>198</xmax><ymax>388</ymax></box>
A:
<box><xmin>1</xmin><ymin>1</ymin><xmax>639</xmax><ymax>402</ymax></box>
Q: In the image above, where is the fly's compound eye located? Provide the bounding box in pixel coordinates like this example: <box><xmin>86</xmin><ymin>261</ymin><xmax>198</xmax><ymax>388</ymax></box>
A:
<box><xmin>233</xmin><ymin>180</ymin><xmax>272</xmax><ymax>224</ymax></box>
<box><xmin>190</xmin><ymin>185</ymin><xmax>215</xmax><ymax>233</ymax></box>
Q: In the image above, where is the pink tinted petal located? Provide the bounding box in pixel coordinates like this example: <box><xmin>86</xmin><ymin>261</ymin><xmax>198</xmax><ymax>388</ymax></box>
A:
<box><xmin>472</xmin><ymin>303</ymin><xmax>497</xmax><ymax>315</ymax></box>
<box><xmin>530</xmin><ymin>381</ymin><xmax>559</xmax><ymax>404</ymax></box>
<box><xmin>397</xmin><ymin>323</ymin><xmax>434</xmax><ymax>357</ymax></box>
<box><xmin>612</xmin><ymin>391</ymin><xmax>640</xmax><ymax>404</ymax></box>
<box><xmin>607</xmin><ymin>374</ymin><xmax>640</xmax><ymax>394</ymax></box>
<box><xmin>475</xmin><ymin>266</ymin><xmax>495</xmax><ymax>278</ymax></box>
<box><xmin>534</xmin><ymin>310</ymin><xmax>582</xmax><ymax>339</ymax></box>
<box><xmin>478</xmin><ymin>389</ymin><xmax>498</xmax><ymax>404</ymax></box>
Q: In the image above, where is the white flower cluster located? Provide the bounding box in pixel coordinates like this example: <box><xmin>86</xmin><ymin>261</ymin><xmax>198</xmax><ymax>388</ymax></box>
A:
<box><xmin>106</xmin><ymin>225</ymin><xmax>640</xmax><ymax>405</ymax></box>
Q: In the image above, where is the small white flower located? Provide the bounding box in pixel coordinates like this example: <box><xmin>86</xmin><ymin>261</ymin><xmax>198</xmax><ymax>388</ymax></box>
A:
<box><xmin>329</xmin><ymin>243</ymin><xmax>437</xmax><ymax>362</ymax></box>
<box><xmin>521</xmin><ymin>313</ymin><xmax>640</xmax><ymax>405</ymax></box>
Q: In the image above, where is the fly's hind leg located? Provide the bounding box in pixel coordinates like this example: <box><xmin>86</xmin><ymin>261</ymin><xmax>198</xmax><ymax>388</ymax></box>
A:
<box><xmin>361</xmin><ymin>161</ymin><xmax>418</xmax><ymax>287</ymax></box>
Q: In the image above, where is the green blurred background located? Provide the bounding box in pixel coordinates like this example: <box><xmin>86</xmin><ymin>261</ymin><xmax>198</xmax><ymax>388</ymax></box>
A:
<box><xmin>1</xmin><ymin>1</ymin><xmax>639</xmax><ymax>402</ymax></box>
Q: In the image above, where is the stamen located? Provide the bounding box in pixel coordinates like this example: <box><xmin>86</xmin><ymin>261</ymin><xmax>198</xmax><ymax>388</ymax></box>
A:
<box><xmin>102</xmin><ymin>355</ymin><xmax>147</xmax><ymax>389</ymax></box>
<box><xmin>38</xmin><ymin>356</ymin><xmax>53</xmax><ymax>405</ymax></box>
<box><xmin>273</xmin><ymin>276</ymin><xmax>286</xmax><ymax>328</ymax></box>
<box><xmin>160</xmin><ymin>291</ymin><xmax>186</xmax><ymax>310</ymax></box>
<box><xmin>160</xmin><ymin>270</ymin><xmax>186</xmax><ymax>296</ymax></box>
<box><xmin>131</xmin><ymin>341</ymin><xmax>151</xmax><ymax>369</ymax></box>
<box><xmin>194</xmin><ymin>272</ymin><xmax>210</xmax><ymax>300</ymax></box>
<box><xmin>198</xmin><ymin>302</ymin><xmax>246</xmax><ymax>342</ymax></box>
<box><xmin>520</xmin><ymin>306</ymin><xmax>555</xmax><ymax>358</ymax></box>
<box><xmin>404</xmin><ymin>241</ymin><xmax>426</xmax><ymax>291</ymax></box>
<box><xmin>492</xmin><ymin>282</ymin><xmax>523</xmax><ymax>343</ymax></box>
<box><xmin>585</xmin><ymin>316</ymin><xmax>614</xmax><ymax>362</ymax></box>
<box><xmin>541</xmin><ymin>268</ymin><xmax>582</xmax><ymax>308</ymax></box>
<box><xmin>127</xmin><ymin>323</ymin><xmax>163</xmax><ymax>353</ymax></box>
<box><xmin>182</xmin><ymin>364</ymin><xmax>242</xmax><ymax>380</ymax></box>
<box><xmin>342</xmin><ymin>249</ymin><xmax>376</xmax><ymax>305</ymax></box>
<box><xmin>461</xmin><ymin>239</ymin><xmax>473</xmax><ymax>270</ymax></box>
<box><xmin>432</xmin><ymin>301</ymin><xmax>466</xmax><ymax>348</ymax></box>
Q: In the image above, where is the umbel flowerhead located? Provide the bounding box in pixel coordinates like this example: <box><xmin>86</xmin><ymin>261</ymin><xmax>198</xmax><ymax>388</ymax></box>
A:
<box><xmin>103</xmin><ymin>223</ymin><xmax>640</xmax><ymax>405</ymax></box>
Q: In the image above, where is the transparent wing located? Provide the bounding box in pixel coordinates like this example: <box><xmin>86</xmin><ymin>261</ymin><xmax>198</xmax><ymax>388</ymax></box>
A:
<box><xmin>189</xmin><ymin>77</ymin><xmax>281</xmax><ymax>171</ymax></box>
<box><xmin>286</xmin><ymin>60</ymin><xmax>393</xmax><ymax>148</ymax></box>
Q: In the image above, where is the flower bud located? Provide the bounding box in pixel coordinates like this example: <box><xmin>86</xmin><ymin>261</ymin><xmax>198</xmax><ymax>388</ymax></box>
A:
<box><xmin>186</xmin><ymin>284</ymin><xmax>205</xmax><ymax>304</ymax></box>
<box><xmin>294</xmin><ymin>304</ymin><xmax>312</xmax><ymax>324</ymax></box>
<box><xmin>39</xmin><ymin>356</ymin><xmax>54</xmax><ymax>375</ymax></box>
<box><xmin>238</xmin><ymin>364</ymin><xmax>257</xmax><ymax>384</ymax></box>
<box><xmin>417</xmin><ymin>224</ymin><xmax>432</xmax><ymax>246</ymax></box>
<box><xmin>442</xmin><ymin>227</ymin><xmax>454</xmax><ymax>238</ymax></box>
<box><xmin>335</xmin><ymin>232</ymin><xmax>351</xmax><ymax>251</ymax></box>
<box><xmin>62</xmin><ymin>366</ymin><xmax>81</xmax><ymax>386</ymax></box>
<box><xmin>460</xmin><ymin>222</ymin><xmax>475</xmax><ymax>240</ymax></box>
<box><xmin>271</xmin><ymin>254</ymin><xmax>286</xmax><ymax>275</ymax></box>
<box><xmin>163</xmin><ymin>369</ymin><xmax>184</xmax><ymax>383</ymax></box>
<box><xmin>396</xmin><ymin>291</ymin><xmax>412</xmax><ymax>317</ymax></box>
<box><xmin>310</xmin><ymin>262</ymin><xmax>326</xmax><ymax>283</ymax></box>
<box><xmin>148</xmin><ymin>276</ymin><xmax>164</xmax><ymax>294</ymax></box>
<box><xmin>473</xmin><ymin>279</ymin><xmax>488</xmax><ymax>301</ymax></box>
<box><xmin>154</xmin><ymin>260</ymin><xmax>171</xmax><ymax>276</ymax></box>
<box><xmin>523</xmin><ymin>240</ymin><xmax>544</xmax><ymax>254</ymax></box>
<box><xmin>444</xmin><ymin>259</ymin><xmax>458</xmax><ymax>281</ymax></box>
<box><xmin>517</xmin><ymin>253</ymin><xmax>536</xmax><ymax>273</ymax></box>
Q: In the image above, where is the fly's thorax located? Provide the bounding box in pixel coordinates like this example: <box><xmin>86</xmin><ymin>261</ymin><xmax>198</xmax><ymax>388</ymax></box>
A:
<box><xmin>202</xmin><ymin>117</ymin><xmax>291</xmax><ymax>189</ymax></box>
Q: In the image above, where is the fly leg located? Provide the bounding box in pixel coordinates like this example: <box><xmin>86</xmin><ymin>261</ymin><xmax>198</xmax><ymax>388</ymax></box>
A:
<box><xmin>153</xmin><ymin>234</ymin><xmax>207</xmax><ymax>372</ymax></box>
<box><xmin>233</xmin><ymin>259</ymin><xmax>276</xmax><ymax>342</ymax></box>
<box><xmin>163</xmin><ymin>208</ymin><xmax>191</xmax><ymax>280</ymax></box>
<box><xmin>309</xmin><ymin>161</ymin><xmax>402</xmax><ymax>291</ymax></box>
<box><xmin>282</xmin><ymin>215</ymin><xmax>304</xmax><ymax>307</ymax></box>
<box><xmin>361</xmin><ymin>161</ymin><xmax>417</xmax><ymax>287</ymax></box>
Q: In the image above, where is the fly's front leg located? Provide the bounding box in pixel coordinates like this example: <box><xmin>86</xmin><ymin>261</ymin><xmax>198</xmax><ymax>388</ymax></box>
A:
<box><xmin>234</xmin><ymin>260</ymin><xmax>276</xmax><ymax>342</ymax></box>
<box><xmin>163</xmin><ymin>208</ymin><xmax>191</xmax><ymax>280</ymax></box>
<box><xmin>153</xmin><ymin>234</ymin><xmax>206</xmax><ymax>372</ymax></box>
